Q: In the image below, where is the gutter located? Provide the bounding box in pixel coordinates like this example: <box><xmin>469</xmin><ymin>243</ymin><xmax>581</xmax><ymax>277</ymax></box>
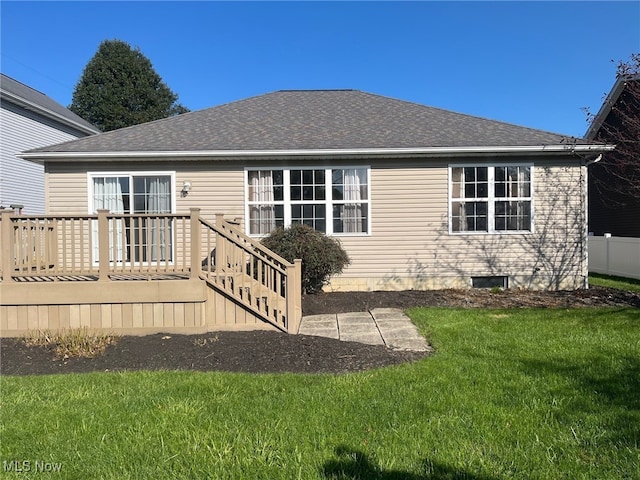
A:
<box><xmin>20</xmin><ymin>143</ymin><xmax>616</xmax><ymax>164</ymax></box>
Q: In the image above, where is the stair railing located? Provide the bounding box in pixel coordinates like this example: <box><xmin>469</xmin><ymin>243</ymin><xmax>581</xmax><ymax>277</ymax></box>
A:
<box><xmin>193</xmin><ymin>209</ymin><xmax>302</xmax><ymax>333</ymax></box>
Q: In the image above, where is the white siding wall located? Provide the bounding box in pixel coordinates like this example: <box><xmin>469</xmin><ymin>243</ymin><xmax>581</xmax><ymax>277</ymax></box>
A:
<box><xmin>0</xmin><ymin>104</ymin><xmax>83</xmax><ymax>214</ymax></box>
<box><xmin>46</xmin><ymin>157</ymin><xmax>587</xmax><ymax>291</ymax></box>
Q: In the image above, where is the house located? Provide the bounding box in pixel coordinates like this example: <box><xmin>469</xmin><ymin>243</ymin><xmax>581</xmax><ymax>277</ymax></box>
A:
<box><xmin>0</xmin><ymin>90</ymin><xmax>613</xmax><ymax>337</ymax></box>
<box><xmin>20</xmin><ymin>89</ymin><xmax>613</xmax><ymax>292</ymax></box>
<box><xmin>0</xmin><ymin>73</ymin><xmax>100</xmax><ymax>213</ymax></box>
<box><xmin>586</xmin><ymin>74</ymin><xmax>640</xmax><ymax>237</ymax></box>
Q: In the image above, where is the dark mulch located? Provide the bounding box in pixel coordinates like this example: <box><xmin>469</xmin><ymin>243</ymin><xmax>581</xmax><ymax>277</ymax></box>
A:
<box><xmin>301</xmin><ymin>285</ymin><xmax>640</xmax><ymax>314</ymax></box>
<box><xmin>1</xmin><ymin>286</ymin><xmax>638</xmax><ymax>376</ymax></box>
<box><xmin>0</xmin><ymin>331</ymin><xmax>426</xmax><ymax>376</ymax></box>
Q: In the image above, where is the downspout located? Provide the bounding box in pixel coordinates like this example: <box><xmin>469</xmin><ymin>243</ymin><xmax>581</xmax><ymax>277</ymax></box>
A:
<box><xmin>583</xmin><ymin>154</ymin><xmax>603</xmax><ymax>289</ymax></box>
<box><xmin>585</xmin><ymin>154</ymin><xmax>603</xmax><ymax>167</ymax></box>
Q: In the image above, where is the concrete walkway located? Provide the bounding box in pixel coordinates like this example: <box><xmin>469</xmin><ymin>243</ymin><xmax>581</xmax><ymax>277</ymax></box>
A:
<box><xmin>298</xmin><ymin>308</ymin><xmax>430</xmax><ymax>352</ymax></box>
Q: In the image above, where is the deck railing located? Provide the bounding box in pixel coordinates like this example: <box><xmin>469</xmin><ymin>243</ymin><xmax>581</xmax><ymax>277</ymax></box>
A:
<box><xmin>197</xmin><ymin>213</ymin><xmax>302</xmax><ymax>333</ymax></box>
<box><xmin>0</xmin><ymin>208</ymin><xmax>302</xmax><ymax>332</ymax></box>
<box><xmin>0</xmin><ymin>210</ymin><xmax>191</xmax><ymax>280</ymax></box>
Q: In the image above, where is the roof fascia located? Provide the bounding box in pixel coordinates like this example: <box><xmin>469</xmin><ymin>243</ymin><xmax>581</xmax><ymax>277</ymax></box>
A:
<box><xmin>0</xmin><ymin>89</ymin><xmax>100</xmax><ymax>135</ymax></box>
<box><xmin>19</xmin><ymin>144</ymin><xmax>616</xmax><ymax>164</ymax></box>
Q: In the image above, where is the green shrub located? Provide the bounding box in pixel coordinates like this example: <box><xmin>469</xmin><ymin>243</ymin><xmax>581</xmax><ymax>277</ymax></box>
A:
<box><xmin>261</xmin><ymin>224</ymin><xmax>350</xmax><ymax>293</ymax></box>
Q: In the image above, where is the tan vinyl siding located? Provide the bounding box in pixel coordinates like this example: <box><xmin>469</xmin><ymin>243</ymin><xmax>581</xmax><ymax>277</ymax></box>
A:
<box><xmin>47</xmin><ymin>161</ymin><xmax>245</xmax><ymax>221</ymax></box>
<box><xmin>333</xmin><ymin>161</ymin><xmax>447</xmax><ymax>289</ymax></box>
<box><xmin>331</xmin><ymin>158</ymin><xmax>586</xmax><ymax>291</ymax></box>
<box><xmin>335</xmin><ymin>161</ymin><xmax>448</xmax><ymax>290</ymax></box>
<box><xmin>175</xmin><ymin>162</ymin><xmax>245</xmax><ymax>223</ymax></box>
<box><xmin>46</xmin><ymin>164</ymin><xmax>89</xmax><ymax>214</ymax></box>
<box><xmin>44</xmin><ymin>156</ymin><xmax>586</xmax><ymax>291</ymax></box>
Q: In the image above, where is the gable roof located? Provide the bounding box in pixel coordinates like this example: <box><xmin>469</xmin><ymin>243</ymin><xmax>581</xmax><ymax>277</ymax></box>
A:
<box><xmin>585</xmin><ymin>74</ymin><xmax>639</xmax><ymax>140</ymax></box>
<box><xmin>22</xmin><ymin>89</ymin><xmax>610</xmax><ymax>160</ymax></box>
<box><xmin>0</xmin><ymin>73</ymin><xmax>100</xmax><ymax>135</ymax></box>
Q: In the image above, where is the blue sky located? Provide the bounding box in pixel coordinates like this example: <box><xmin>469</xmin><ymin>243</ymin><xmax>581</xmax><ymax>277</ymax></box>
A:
<box><xmin>1</xmin><ymin>1</ymin><xmax>638</xmax><ymax>137</ymax></box>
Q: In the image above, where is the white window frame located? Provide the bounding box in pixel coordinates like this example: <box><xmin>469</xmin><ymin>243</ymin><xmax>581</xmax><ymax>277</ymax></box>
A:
<box><xmin>244</xmin><ymin>166</ymin><xmax>371</xmax><ymax>237</ymax></box>
<box><xmin>448</xmin><ymin>163</ymin><xmax>534</xmax><ymax>234</ymax></box>
<box><xmin>87</xmin><ymin>171</ymin><xmax>177</xmax><ymax>265</ymax></box>
<box><xmin>87</xmin><ymin>171</ymin><xmax>177</xmax><ymax>214</ymax></box>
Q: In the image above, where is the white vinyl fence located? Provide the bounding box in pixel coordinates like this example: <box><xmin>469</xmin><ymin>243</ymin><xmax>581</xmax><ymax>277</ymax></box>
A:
<box><xmin>588</xmin><ymin>235</ymin><xmax>640</xmax><ymax>280</ymax></box>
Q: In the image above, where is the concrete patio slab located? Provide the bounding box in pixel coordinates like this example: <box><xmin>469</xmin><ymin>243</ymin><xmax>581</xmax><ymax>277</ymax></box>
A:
<box><xmin>298</xmin><ymin>328</ymin><xmax>340</xmax><ymax>340</ymax></box>
<box><xmin>297</xmin><ymin>314</ymin><xmax>339</xmax><ymax>338</ymax></box>
<box><xmin>298</xmin><ymin>308</ymin><xmax>430</xmax><ymax>352</ymax></box>
<box><xmin>370</xmin><ymin>308</ymin><xmax>415</xmax><ymax>322</ymax></box>
<box><xmin>339</xmin><ymin>332</ymin><xmax>385</xmax><ymax>346</ymax></box>
<box><xmin>337</xmin><ymin>312</ymin><xmax>376</xmax><ymax>324</ymax></box>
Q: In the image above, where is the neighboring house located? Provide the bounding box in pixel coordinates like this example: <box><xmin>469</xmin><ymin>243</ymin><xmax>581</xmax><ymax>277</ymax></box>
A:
<box><xmin>0</xmin><ymin>74</ymin><xmax>100</xmax><ymax>213</ymax></box>
<box><xmin>21</xmin><ymin>89</ymin><xmax>612</xmax><ymax>291</ymax></box>
<box><xmin>586</xmin><ymin>74</ymin><xmax>640</xmax><ymax>237</ymax></box>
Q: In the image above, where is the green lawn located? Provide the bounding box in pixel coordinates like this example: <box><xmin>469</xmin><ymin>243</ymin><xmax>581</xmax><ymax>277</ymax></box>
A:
<box><xmin>1</xmin><ymin>307</ymin><xmax>639</xmax><ymax>479</ymax></box>
<box><xmin>590</xmin><ymin>273</ymin><xmax>640</xmax><ymax>293</ymax></box>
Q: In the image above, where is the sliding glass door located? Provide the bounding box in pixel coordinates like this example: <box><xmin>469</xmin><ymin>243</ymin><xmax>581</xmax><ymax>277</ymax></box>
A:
<box><xmin>90</xmin><ymin>173</ymin><xmax>173</xmax><ymax>264</ymax></box>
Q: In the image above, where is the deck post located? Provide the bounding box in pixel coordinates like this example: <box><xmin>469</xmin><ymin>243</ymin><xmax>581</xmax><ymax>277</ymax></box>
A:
<box><xmin>286</xmin><ymin>258</ymin><xmax>303</xmax><ymax>333</ymax></box>
<box><xmin>97</xmin><ymin>209</ymin><xmax>110</xmax><ymax>281</ymax></box>
<box><xmin>190</xmin><ymin>208</ymin><xmax>201</xmax><ymax>280</ymax></box>
<box><xmin>215</xmin><ymin>214</ymin><xmax>226</xmax><ymax>273</ymax></box>
<box><xmin>1</xmin><ymin>210</ymin><xmax>15</xmax><ymax>283</ymax></box>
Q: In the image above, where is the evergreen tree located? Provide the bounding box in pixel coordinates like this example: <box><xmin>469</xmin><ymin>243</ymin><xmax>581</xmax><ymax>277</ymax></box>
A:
<box><xmin>69</xmin><ymin>39</ymin><xmax>189</xmax><ymax>131</ymax></box>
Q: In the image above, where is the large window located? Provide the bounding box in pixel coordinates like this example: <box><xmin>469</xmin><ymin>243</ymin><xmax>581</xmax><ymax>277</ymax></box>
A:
<box><xmin>89</xmin><ymin>172</ymin><xmax>174</xmax><ymax>262</ymax></box>
<box><xmin>450</xmin><ymin>165</ymin><xmax>532</xmax><ymax>233</ymax></box>
<box><xmin>246</xmin><ymin>167</ymin><xmax>369</xmax><ymax>235</ymax></box>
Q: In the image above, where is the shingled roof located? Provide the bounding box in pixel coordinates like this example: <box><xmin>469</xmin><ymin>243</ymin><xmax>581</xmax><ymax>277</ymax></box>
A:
<box><xmin>24</xmin><ymin>89</ymin><xmax>591</xmax><ymax>155</ymax></box>
<box><xmin>1</xmin><ymin>74</ymin><xmax>100</xmax><ymax>135</ymax></box>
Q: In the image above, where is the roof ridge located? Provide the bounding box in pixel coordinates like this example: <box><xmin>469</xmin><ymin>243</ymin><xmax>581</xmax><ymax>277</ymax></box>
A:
<box><xmin>277</xmin><ymin>89</ymin><xmax>357</xmax><ymax>92</ymax></box>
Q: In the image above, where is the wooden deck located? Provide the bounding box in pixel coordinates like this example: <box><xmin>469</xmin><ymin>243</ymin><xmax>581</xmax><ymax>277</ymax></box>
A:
<box><xmin>11</xmin><ymin>273</ymin><xmax>193</xmax><ymax>282</ymax></box>
<box><xmin>0</xmin><ymin>209</ymin><xmax>302</xmax><ymax>337</ymax></box>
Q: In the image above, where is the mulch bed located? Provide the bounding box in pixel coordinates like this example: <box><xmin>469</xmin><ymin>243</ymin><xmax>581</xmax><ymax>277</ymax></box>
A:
<box><xmin>1</xmin><ymin>286</ymin><xmax>638</xmax><ymax>376</ymax></box>
<box><xmin>301</xmin><ymin>285</ymin><xmax>640</xmax><ymax>314</ymax></box>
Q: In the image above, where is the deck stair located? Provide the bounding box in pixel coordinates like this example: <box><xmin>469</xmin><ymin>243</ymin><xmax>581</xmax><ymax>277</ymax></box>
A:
<box><xmin>197</xmin><ymin>214</ymin><xmax>301</xmax><ymax>333</ymax></box>
<box><xmin>0</xmin><ymin>209</ymin><xmax>302</xmax><ymax>335</ymax></box>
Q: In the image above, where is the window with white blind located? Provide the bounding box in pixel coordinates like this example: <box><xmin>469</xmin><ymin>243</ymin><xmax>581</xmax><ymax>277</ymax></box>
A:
<box><xmin>246</xmin><ymin>167</ymin><xmax>370</xmax><ymax>236</ymax></box>
<box><xmin>450</xmin><ymin>165</ymin><xmax>533</xmax><ymax>233</ymax></box>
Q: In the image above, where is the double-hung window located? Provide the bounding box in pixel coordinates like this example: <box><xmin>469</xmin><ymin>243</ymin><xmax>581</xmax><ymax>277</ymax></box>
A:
<box><xmin>246</xmin><ymin>167</ymin><xmax>370</xmax><ymax>236</ymax></box>
<box><xmin>89</xmin><ymin>172</ymin><xmax>175</xmax><ymax>263</ymax></box>
<box><xmin>450</xmin><ymin>164</ymin><xmax>532</xmax><ymax>233</ymax></box>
